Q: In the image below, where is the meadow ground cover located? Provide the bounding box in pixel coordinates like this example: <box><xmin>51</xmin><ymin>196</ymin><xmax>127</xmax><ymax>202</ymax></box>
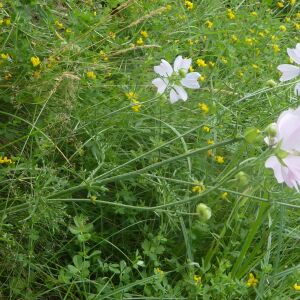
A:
<box><xmin>1</xmin><ymin>0</ymin><xmax>300</xmax><ymax>298</ymax></box>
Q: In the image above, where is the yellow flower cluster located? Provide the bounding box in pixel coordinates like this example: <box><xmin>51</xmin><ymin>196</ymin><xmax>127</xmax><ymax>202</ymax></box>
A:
<box><xmin>100</xmin><ymin>50</ymin><xmax>108</xmax><ymax>61</ymax></box>
<box><xmin>0</xmin><ymin>156</ymin><xmax>13</xmax><ymax>164</ymax></box>
<box><xmin>227</xmin><ymin>9</ymin><xmax>235</xmax><ymax>20</ymax></box>
<box><xmin>125</xmin><ymin>92</ymin><xmax>142</xmax><ymax>112</ymax></box>
<box><xmin>192</xmin><ymin>181</ymin><xmax>205</xmax><ymax>193</ymax></box>
<box><xmin>184</xmin><ymin>0</ymin><xmax>193</xmax><ymax>10</ymax></box>
<box><xmin>205</xmin><ymin>20</ymin><xmax>213</xmax><ymax>28</ymax></box>
<box><xmin>193</xmin><ymin>274</ymin><xmax>201</xmax><ymax>285</ymax></box>
<box><xmin>199</xmin><ymin>102</ymin><xmax>209</xmax><ymax>113</ymax></box>
<box><xmin>246</xmin><ymin>273</ymin><xmax>258</xmax><ymax>287</ymax></box>
<box><xmin>31</xmin><ymin>56</ymin><xmax>41</xmax><ymax>67</ymax></box>
<box><xmin>86</xmin><ymin>71</ymin><xmax>96</xmax><ymax>80</ymax></box>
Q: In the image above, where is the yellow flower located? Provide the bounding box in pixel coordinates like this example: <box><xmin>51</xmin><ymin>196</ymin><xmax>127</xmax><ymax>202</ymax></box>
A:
<box><xmin>0</xmin><ymin>3</ymin><xmax>3</xmax><ymax>8</ymax></box>
<box><xmin>55</xmin><ymin>20</ymin><xmax>63</xmax><ymax>29</ymax></box>
<box><xmin>221</xmin><ymin>56</ymin><xmax>228</xmax><ymax>64</ymax></box>
<box><xmin>140</xmin><ymin>30</ymin><xmax>148</xmax><ymax>38</ymax></box>
<box><xmin>293</xmin><ymin>283</ymin><xmax>300</xmax><ymax>291</ymax></box>
<box><xmin>227</xmin><ymin>9</ymin><xmax>235</xmax><ymax>20</ymax></box>
<box><xmin>0</xmin><ymin>156</ymin><xmax>13</xmax><ymax>164</ymax></box>
<box><xmin>125</xmin><ymin>91</ymin><xmax>138</xmax><ymax>101</ymax></box>
<box><xmin>246</xmin><ymin>273</ymin><xmax>258</xmax><ymax>287</ymax></box>
<box><xmin>251</xmin><ymin>11</ymin><xmax>258</xmax><ymax>17</ymax></box>
<box><xmin>238</xmin><ymin>70</ymin><xmax>244</xmax><ymax>77</ymax></box>
<box><xmin>189</xmin><ymin>66</ymin><xmax>195</xmax><ymax>72</ymax></box>
<box><xmin>86</xmin><ymin>71</ymin><xmax>96</xmax><ymax>79</ymax></box>
<box><xmin>258</xmin><ymin>31</ymin><xmax>265</xmax><ymax>37</ymax></box>
<box><xmin>100</xmin><ymin>50</ymin><xmax>108</xmax><ymax>61</ymax></box>
<box><xmin>295</xmin><ymin>23</ymin><xmax>300</xmax><ymax>30</ymax></box>
<box><xmin>271</xmin><ymin>35</ymin><xmax>278</xmax><ymax>41</ymax></box>
<box><xmin>65</xmin><ymin>28</ymin><xmax>72</xmax><ymax>33</ymax></box>
<box><xmin>285</xmin><ymin>17</ymin><xmax>291</xmax><ymax>22</ymax></box>
<box><xmin>199</xmin><ymin>102</ymin><xmax>209</xmax><ymax>113</ymax></box>
<box><xmin>215</xmin><ymin>155</ymin><xmax>224</xmax><ymax>164</ymax></box>
<box><xmin>192</xmin><ymin>181</ymin><xmax>205</xmax><ymax>193</ymax></box>
<box><xmin>252</xmin><ymin>64</ymin><xmax>259</xmax><ymax>69</ymax></box>
<box><xmin>272</xmin><ymin>44</ymin><xmax>280</xmax><ymax>53</ymax></box>
<box><xmin>207</xmin><ymin>139</ymin><xmax>214</xmax><ymax>145</ymax></box>
<box><xmin>199</xmin><ymin>75</ymin><xmax>205</xmax><ymax>82</ymax></box>
<box><xmin>4</xmin><ymin>18</ymin><xmax>11</xmax><ymax>26</ymax></box>
<box><xmin>202</xmin><ymin>126</ymin><xmax>210</xmax><ymax>133</ymax></box>
<box><xmin>231</xmin><ymin>34</ymin><xmax>238</xmax><ymax>43</ymax></box>
<box><xmin>245</xmin><ymin>37</ymin><xmax>254</xmax><ymax>46</ymax></box>
<box><xmin>1</xmin><ymin>53</ymin><xmax>10</xmax><ymax>60</ymax></box>
<box><xmin>31</xmin><ymin>56</ymin><xmax>41</xmax><ymax>67</ymax></box>
<box><xmin>279</xmin><ymin>25</ymin><xmax>287</xmax><ymax>32</ymax></box>
<box><xmin>154</xmin><ymin>268</ymin><xmax>164</xmax><ymax>276</ymax></box>
<box><xmin>221</xmin><ymin>192</ymin><xmax>229</xmax><ymax>200</ymax></box>
<box><xmin>289</xmin><ymin>0</ymin><xmax>296</xmax><ymax>5</ymax></box>
<box><xmin>207</xmin><ymin>149</ymin><xmax>213</xmax><ymax>157</ymax></box>
<box><xmin>277</xmin><ymin>1</ymin><xmax>284</xmax><ymax>8</ymax></box>
<box><xmin>208</xmin><ymin>61</ymin><xmax>215</xmax><ymax>68</ymax></box>
<box><xmin>296</xmin><ymin>12</ymin><xmax>300</xmax><ymax>18</ymax></box>
<box><xmin>184</xmin><ymin>0</ymin><xmax>194</xmax><ymax>10</ymax></box>
<box><xmin>188</xmin><ymin>39</ymin><xmax>194</xmax><ymax>45</ymax></box>
<box><xmin>205</xmin><ymin>20</ymin><xmax>213</xmax><ymax>28</ymax></box>
<box><xmin>196</xmin><ymin>58</ymin><xmax>207</xmax><ymax>67</ymax></box>
<box><xmin>193</xmin><ymin>275</ymin><xmax>201</xmax><ymax>285</ymax></box>
<box><xmin>131</xmin><ymin>99</ymin><xmax>142</xmax><ymax>112</ymax></box>
<box><xmin>136</xmin><ymin>37</ymin><xmax>144</xmax><ymax>45</ymax></box>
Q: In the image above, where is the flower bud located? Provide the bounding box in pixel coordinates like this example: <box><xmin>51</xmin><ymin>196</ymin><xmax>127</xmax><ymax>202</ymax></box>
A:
<box><xmin>196</xmin><ymin>203</ymin><xmax>212</xmax><ymax>221</ymax></box>
<box><xmin>244</xmin><ymin>127</ymin><xmax>261</xmax><ymax>144</ymax></box>
<box><xmin>265</xmin><ymin>123</ymin><xmax>277</xmax><ymax>137</ymax></box>
<box><xmin>235</xmin><ymin>171</ymin><xmax>249</xmax><ymax>187</ymax></box>
<box><xmin>266</xmin><ymin>79</ymin><xmax>277</xmax><ymax>87</ymax></box>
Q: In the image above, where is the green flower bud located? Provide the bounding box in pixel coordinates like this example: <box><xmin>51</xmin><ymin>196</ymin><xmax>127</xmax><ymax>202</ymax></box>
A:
<box><xmin>179</xmin><ymin>69</ymin><xmax>186</xmax><ymax>77</ymax></box>
<box><xmin>265</xmin><ymin>123</ymin><xmax>277</xmax><ymax>138</ymax></box>
<box><xmin>244</xmin><ymin>127</ymin><xmax>261</xmax><ymax>144</ymax></box>
<box><xmin>235</xmin><ymin>171</ymin><xmax>249</xmax><ymax>187</ymax></box>
<box><xmin>266</xmin><ymin>79</ymin><xmax>277</xmax><ymax>87</ymax></box>
<box><xmin>196</xmin><ymin>203</ymin><xmax>212</xmax><ymax>221</ymax></box>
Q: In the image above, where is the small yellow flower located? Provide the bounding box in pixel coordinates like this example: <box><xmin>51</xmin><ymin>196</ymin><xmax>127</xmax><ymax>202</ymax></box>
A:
<box><xmin>296</xmin><ymin>12</ymin><xmax>300</xmax><ymax>18</ymax></box>
<box><xmin>4</xmin><ymin>18</ymin><xmax>11</xmax><ymax>26</ymax></box>
<box><xmin>215</xmin><ymin>155</ymin><xmax>224</xmax><ymax>164</ymax></box>
<box><xmin>154</xmin><ymin>268</ymin><xmax>164</xmax><ymax>276</ymax></box>
<box><xmin>238</xmin><ymin>70</ymin><xmax>244</xmax><ymax>77</ymax></box>
<box><xmin>109</xmin><ymin>31</ymin><xmax>116</xmax><ymax>39</ymax></box>
<box><xmin>192</xmin><ymin>181</ymin><xmax>205</xmax><ymax>193</ymax></box>
<box><xmin>221</xmin><ymin>56</ymin><xmax>228</xmax><ymax>64</ymax></box>
<box><xmin>55</xmin><ymin>20</ymin><xmax>63</xmax><ymax>29</ymax></box>
<box><xmin>279</xmin><ymin>25</ymin><xmax>287</xmax><ymax>32</ymax></box>
<box><xmin>221</xmin><ymin>192</ymin><xmax>229</xmax><ymax>200</ymax></box>
<box><xmin>0</xmin><ymin>3</ymin><xmax>3</xmax><ymax>8</ymax></box>
<box><xmin>245</xmin><ymin>37</ymin><xmax>254</xmax><ymax>46</ymax></box>
<box><xmin>196</xmin><ymin>58</ymin><xmax>207</xmax><ymax>67</ymax></box>
<box><xmin>252</xmin><ymin>64</ymin><xmax>259</xmax><ymax>69</ymax></box>
<box><xmin>65</xmin><ymin>28</ymin><xmax>72</xmax><ymax>33</ymax></box>
<box><xmin>184</xmin><ymin>0</ymin><xmax>194</xmax><ymax>10</ymax></box>
<box><xmin>246</xmin><ymin>273</ymin><xmax>258</xmax><ymax>287</ymax></box>
<box><xmin>231</xmin><ymin>34</ymin><xmax>238</xmax><ymax>43</ymax></box>
<box><xmin>271</xmin><ymin>35</ymin><xmax>278</xmax><ymax>41</ymax></box>
<box><xmin>199</xmin><ymin>75</ymin><xmax>206</xmax><ymax>82</ymax></box>
<box><xmin>207</xmin><ymin>139</ymin><xmax>214</xmax><ymax>145</ymax></box>
<box><xmin>100</xmin><ymin>50</ymin><xmax>109</xmax><ymax>61</ymax></box>
<box><xmin>277</xmin><ymin>1</ymin><xmax>284</xmax><ymax>8</ymax></box>
<box><xmin>136</xmin><ymin>37</ymin><xmax>144</xmax><ymax>45</ymax></box>
<box><xmin>293</xmin><ymin>283</ymin><xmax>300</xmax><ymax>291</ymax></box>
<box><xmin>289</xmin><ymin>0</ymin><xmax>296</xmax><ymax>5</ymax></box>
<box><xmin>193</xmin><ymin>275</ymin><xmax>201</xmax><ymax>285</ymax></box>
<box><xmin>131</xmin><ymin>99</ymin><xmax>142</xmax><ymax>112</ymax></box>
<box><xmin>1</xmin><ymin>53</ymin><xmax>10</xmax><ymax>60</ymax></box>
<box><xmin>202</xmin><ymin>126</ymin><xmax>210</xmax><ymax>133</ymax></box>
<box><xmin>295</xmin><ymin>23</ymin><xmax>300</xmax><ymax>30</ymax></box>
<box><xmin>227</xmin><ymin>9</ymin><xmax>235</xmax><ymax>20</ymax></box>
<box><xmin>208</xmin><ymin>61</ymin><xmax>215</xmax><ymax>68</ymax></box>
<box><xmin>205</xmin><ymin>20</ymin><xmax>213</xmax><ymax>28</ymax></box>
<box><xmin>251</xmin><ymin>11</ymin><xmax>258</xmax><ymax>17</ymax></box>
<box><xmin>272</xmin><ymin>44</ymin><xmax>280</xmax><ymax>53</ymax></box>
<box><xmin>140</xmin><ymin>30</ymin><xmax>148</xmax><ymax>38</ymax></box>
<box><xmin>31</xmin><ymin>56</ymin><xmax>41</xmax><ymax>67</ymax></box>
<box><xmin>258</xmin><ymin>31</ymin><xmax>265</xmax><ymax>37</ymax></box>
<box><xmin>125</xmin><ymin>91</ymin><xmax>138</xmax><ymax>101</ymax></box>
<box><xmin>0</xmin><ymin>156</ymin><xmax>13</xmax><ymax>164</ymax></box>
<box><xmin>189</xmin><ymin>66</ymin><xmax>195</xmax><ymax>72</ymax></box>
<box><xmin>199</xmin><ymin>102</ymin><xmax>209</xmax><ymax>113</ymax></box>
<box><xmin>207</xmin><ymin>149</ymin><xmax>213</xmax><ymax>157</ymax></box>
<box><xmin>188</xmin><ymin>39</ymin><xmax>194</xmax><ymax>45</ymax></box>
<box><xmin>285</xmin><ymin>17</ymin><xmax>291</xmax><ymax>22</ymax></box>
<box><xmin>86</xmin><ymin>71</ymin><xmax>96</xmax><ymax>80</ymax></box>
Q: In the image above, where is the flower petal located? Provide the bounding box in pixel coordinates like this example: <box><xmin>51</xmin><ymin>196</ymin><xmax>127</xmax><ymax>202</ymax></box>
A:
<box><xmin>277</xmin><ymin>64</ymin><xmax>300</xmax><ymax>82</ymax></box>
<box><xmin>295</xmin><ymin>82</ymin><xmax>300</xmax><ymax>96</ymax></box>
<box><xmin>154</xmin><ymin>59</ymin><xmax>173</xmax><ymax>77</ymax></box>
<box><xmin>174</xmin><ymin>56</ymin><xmax>191</xmax><ymax>73</ymax></box>
<box><xmin>152</xmin><ymin>78</ymin><xmax>168</xmax><ymax>94</ymax></box>
<box><xmin>169</xmin><ymin>89</ymin><xmax>180</xmax><ymax>104</ymax></box>
<box><xmin>173</xmin><ymin>85</ymin><xmax>188</xmax><ymax>101</ymax></box>
<box><xmin>287</xmin><ymin>46</ymin><xmax>300</xmax><ymax>65</ymax></box>
<box><xmin>173</xmin><ymin>56</ymin><xmax>183</xmax><ymax>72</ymax></box>
<box><xmin>181</xmin><ymin>72</ymin><xmax>201</xmax><ymax>89</ymax></box>
<box><xmin>265</xmin><ymin>156</ymin><xmax>284</xmax><ymax>183</ymax></box>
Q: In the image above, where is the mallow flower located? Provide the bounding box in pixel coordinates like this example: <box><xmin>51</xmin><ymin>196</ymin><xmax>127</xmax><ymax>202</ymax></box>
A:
<box><xmin>265</xmin><ymin>106</ymin><xmax>300</xmax><ymax>191</ymax></box>
<box><xmin>277</xmin><ymin>43</ymin><xmax>300</xmax><ymax>95</ymax></box>
<box><xmin>152</xmin><ymin>56</ymin><xmax>201</xmax><ymax>103</ymax></box>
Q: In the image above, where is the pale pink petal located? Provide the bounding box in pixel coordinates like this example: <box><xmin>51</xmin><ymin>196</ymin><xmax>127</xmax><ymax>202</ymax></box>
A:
<box><xmin>169</xmin><ymin>89</ymin><xmax>180</xmax><ymax>104</ymax></box>
<box><xmin>265</xmin><ymin>156</ymin><xmax>284</xmax><ymax>183</ymax></box>
<box><xmin>287</xmin><ymin>47</ymin><xmax>300</xmax><ymax>64</ymax></box>
<box><xmin>181</xmin><ymin>72</ymin><xmax>201</xmax><ymax>89</ymax></box>
<box><xmin>173</xmin><ymin>85</ymin><xmax>188</xmax><ymax>101</ymax></box>
<box><xmin>277</xmin><ymin>64</ymin><xmax>300</xmax><ymax>82</ymax></box>
<box><xmin>152</xmin><ymin>78</ymin><xmax>168</xmax><ymax>94</ymax></box>
<box><xmin>174</xmin><ymin>56</ymin><xmax>191</xmax><ymax>73</ymax></box>
<box><xmin>161</xmin><ymin>59</ymin><xmax>173</xmax><ymax>76</ymax></box>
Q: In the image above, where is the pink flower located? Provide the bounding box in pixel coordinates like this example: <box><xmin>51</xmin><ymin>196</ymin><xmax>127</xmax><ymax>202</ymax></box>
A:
<box><xmin>277</xmin><ymin>43</ymin><xmax>300</xmax><ymax>95</ymax></box>
<box><xmin>152</xmin><ymin>56</ymin><xmax>201</xmax><ymax>103</ymax></box>
<box><xmin>265</xmin><ymin>107</ymin><xmax>300</xmax><ymax>190</ymax></box>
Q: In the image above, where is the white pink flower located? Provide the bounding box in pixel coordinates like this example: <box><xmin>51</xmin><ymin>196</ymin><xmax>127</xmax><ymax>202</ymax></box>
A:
<box><xmin>265</xmin><ymin>106</ymin><xmax>300</xmax><ymax>191</ymax></box>
<box><xmin>277</xmin><ymin>43</ymin><xmax>300</xmax><ymax>95</ymax></box>
<box><xmin>152</xmin><ymin>56</ymin><xmax>201</xmax><ymax>103</ymax></box>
